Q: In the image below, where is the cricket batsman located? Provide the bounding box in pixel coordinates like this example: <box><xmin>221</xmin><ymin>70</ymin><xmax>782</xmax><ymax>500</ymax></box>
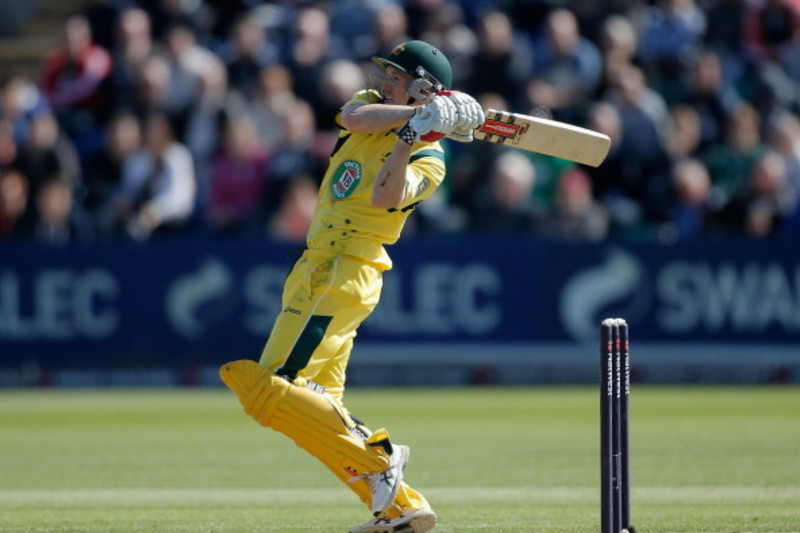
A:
<box><xmin>219</xmin><ymin>40</ymin><xmax>484</xmax><ymax>532</ymax></box>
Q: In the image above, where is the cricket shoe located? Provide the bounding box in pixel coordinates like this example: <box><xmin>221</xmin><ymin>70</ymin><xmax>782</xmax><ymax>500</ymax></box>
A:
<box><xmin>353</xmin><ymin>443</ymin><xmax>410</xmax><ymax>515</ymax></box>
<box><xmin>349</xmin><ymin>508</ymin><xmax>437</xmax><ymax>533</ymax></box>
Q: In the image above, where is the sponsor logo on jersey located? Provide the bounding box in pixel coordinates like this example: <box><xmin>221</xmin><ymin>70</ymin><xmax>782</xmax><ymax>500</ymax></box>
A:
<box><xmin>331</xmin><ymin>160</ymin><xmax>362</xmax><ymax>199</ymax></box>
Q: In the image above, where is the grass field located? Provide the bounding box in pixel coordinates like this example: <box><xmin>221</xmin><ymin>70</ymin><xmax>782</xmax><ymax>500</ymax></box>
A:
<box><xmin>1</xmin><ymin>385</ymin><xmax>798</xmax><ymax>533</ymax></box>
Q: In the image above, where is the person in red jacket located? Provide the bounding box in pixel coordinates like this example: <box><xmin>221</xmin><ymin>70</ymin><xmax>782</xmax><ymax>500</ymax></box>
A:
<box><xmin>40</xmin><ymin>14</ymin><xmax>113</xmax><ymax>170</ymax></box>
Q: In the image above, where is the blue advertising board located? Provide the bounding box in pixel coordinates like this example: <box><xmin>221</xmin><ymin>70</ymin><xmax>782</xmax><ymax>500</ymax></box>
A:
<box><xmin>1</xmin><ymin>236</ymin><xmax>799</xmax><ymax>369</ymax></box>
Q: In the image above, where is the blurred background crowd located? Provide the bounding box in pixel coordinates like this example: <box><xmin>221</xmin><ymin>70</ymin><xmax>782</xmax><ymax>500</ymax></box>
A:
<box><xmin>2</xmin><ymin>0</ymin><xmax>800</xmax><ymax>246</ymax></box>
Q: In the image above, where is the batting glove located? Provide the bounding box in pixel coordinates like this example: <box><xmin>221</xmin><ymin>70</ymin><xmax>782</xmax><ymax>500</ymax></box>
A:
<box><xmin>441</xmin><ymin>90</ymin><xmax>485</xmax><ymax>142</ymax></box>
<box><xmin>397</xmin><ymin>94</ymin><xmax>458</xmax><ymax>145</ymax></box>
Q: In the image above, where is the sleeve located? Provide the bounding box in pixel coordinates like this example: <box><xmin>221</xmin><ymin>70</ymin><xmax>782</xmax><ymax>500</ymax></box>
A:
<box><xmin>397</xmin><ymin>145</ymin><xmax>446</xmax><ymax>210</ymax></box>
<box><xmin>334</xmin><ymin>89</ymin><xmax>382</xmax><ymax>128</ymax></box>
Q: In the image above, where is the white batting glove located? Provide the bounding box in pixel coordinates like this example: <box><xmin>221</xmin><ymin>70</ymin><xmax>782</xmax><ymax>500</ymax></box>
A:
<box><xmin>397</xmin><ymin>94</ymin><xmax>458</xmax><ymax>144</ymax></box>
<box><xmin>442</xmin><ymin>91</ymin><xmax>485</xmax><ymax>142</ymax></box>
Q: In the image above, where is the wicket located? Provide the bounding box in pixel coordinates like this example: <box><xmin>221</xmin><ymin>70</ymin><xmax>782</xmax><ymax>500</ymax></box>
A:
<box><xmin>600</xmin><ymin>318</ymin><xmax>634</xmax><ymax>533</ymax></box>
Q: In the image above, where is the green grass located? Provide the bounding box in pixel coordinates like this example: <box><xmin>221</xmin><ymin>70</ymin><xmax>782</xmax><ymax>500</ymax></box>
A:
<box><xmin>1</xmin><ymin>386</ymin><xmax>798</xmax><ymax>532</ymax></box>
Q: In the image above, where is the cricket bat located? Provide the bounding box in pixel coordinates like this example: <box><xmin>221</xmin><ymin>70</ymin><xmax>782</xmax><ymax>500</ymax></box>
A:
<box><xmin>474</xmin><ymin>109</ymin><xmax>611</xmax><ymax>167</ymax></box>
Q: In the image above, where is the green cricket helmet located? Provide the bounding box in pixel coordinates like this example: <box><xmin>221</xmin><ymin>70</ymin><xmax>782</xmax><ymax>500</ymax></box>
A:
<box><xmin>371</xmin><ymin>40</ymin><xmax>453</xmax><ymax>91</ymax></box>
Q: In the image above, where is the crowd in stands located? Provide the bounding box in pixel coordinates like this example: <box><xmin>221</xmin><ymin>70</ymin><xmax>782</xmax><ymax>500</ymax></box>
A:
<box><xmin>2</xmin><ymin>0</ymin><xmax>800</xmax><ymax>245</ymax></box>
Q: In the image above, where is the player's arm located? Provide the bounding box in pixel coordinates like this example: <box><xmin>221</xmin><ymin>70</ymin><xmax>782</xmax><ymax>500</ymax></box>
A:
<box><xmin>340</xmin><ymin>103</ymin><xmax>416</xmax><ymax>134</ymax></box>
<box><xmin>371</xmin><ymin>140</ymin><xmax>414</xmax><ymax>209</ymax></box>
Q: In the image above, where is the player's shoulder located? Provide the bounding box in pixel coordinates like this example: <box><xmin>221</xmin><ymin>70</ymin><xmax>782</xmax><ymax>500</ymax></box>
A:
<box><xmin>346</xmin><ymin>89</ymin><xmax>383</xmax><ymax>107</ymax></box>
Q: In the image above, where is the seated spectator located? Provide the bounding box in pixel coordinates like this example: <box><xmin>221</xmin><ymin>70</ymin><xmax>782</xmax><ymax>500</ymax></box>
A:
<box><xmin>766</xmin><ymin>110</ymin><xmax>800</xmax><ymax>202</ymax></box>
<box><xmin>0</xmin><ymin>169</ymin><xmax>31</xmax><ymax>239</ymax></box>
<box><xmin>359</xmin><ymin>3</ymin><xmax>410</xmax><ymax>62</ymax></box>
<box><xmin>470</xmin><ymin>151</ymin><xmax>542</xmax><ymax>233</ymax></box>
<box><xmin>268</xmin><ymin>173</ymin><xmax>318</xmax><ymax>242</ymax></box>
<box><xmin>283</xmin><ymin>7</ymin><xmax>348</xmax><ymax>122</ymax></box>
<box><xmin>0</xmin><ymin>119</ymin><xmax>20</xmax><ymax>170</ymax></box>
<box><xmin>744</xmin><ymin>0</ymin><xmax>800</xmax><ymax>65</ymax></box>
<box><xmin>603</xmin><ymin>65</ymin><xmax>674</xmax><ymax>228</ymax></box>
<box><xmin>110</xmin><ymin>112</ymin><xmax>197</xmax><ymax>240</ymax></box>
<box><xmin>0</xmin><ymin>76</ymin><xmax>50</xmax><ymax>144</ymax></box>
<box><xmin>595</xmin><ymin>14</ymin><xmax>639</xmax><ymax>99</ymax></box>
<box><xmin>32</xmin><ymin>174</ymin><xmax>93</xmax><ymax>245</ymax></box>
<box><xmin>39</xmin><ymin>15</ymin><xmax>113</xmax><ymax>170</ymax></box>
<box><xmin>716</xmin><ymin>149</ymin><xmax>798</xmax><ymax>237</ymax></box>
<box><xmin>535</xmin><ymin>167</ymin><xmax>610</xmax><ymax>242</ymax></box>
<box><xmin>86</xmin><ymin>111</ymin><xmax>142</xmax><ymax>233</ymax></box>
<box><xmin>667</xmin><ymin>104</ymin><xmax>704</xmax><ymax>159</ymax></box>
<box><xmin>703</xmin><ymin>102</ymin><xmax>767</xmax><ymax>208</ymax></box>
<box><xmin>109</xmin><ymin>7</ymin><xmax>158</xmax><ymax>113</ymax></box>
<box><xmin>678</xmin><ymin>49</ymin><xmax>741</xmax><ymax>153</ymax></box>
<box><xmin>246</xmin><ymin>65</ymin><xmax>296</xmax><ymax>150</ymax></box>
<box><xmin>637</xmin><ymin>0</ymin><xmax>707</xmax><ymax>102</ymax></box>
<box><xmin>267</xmin><ymin>98</ymin><xmax>328</xmax><ymax>196</ymax></box>
<box><xmin>316</xmin><ymin>59</ymin><xmax>366</xmax><ymax>133</ymax></box>
<box><xmin>14</xmin><ymin>112</ymin><xmax>81</xmax><ymax>208</ymax></box>
<box><xmin>666</xmin><ymin>157</ymin><xmax>715</xmax><ymax>240</ymax></box>
<box><xmin>222</xmin><ymin>13</ymin><xmax>278</xmax><ymax>99</ymax></box>
<box><xmin>205</xmin><ymin>115</ymin><xmax>270</xmax><ymax>236</ymax></box>
<box><xmin>162</xmin><ymin>20</ymin><xmax>227</xmax><ymax>142</ymax></box>
<box><xmin>527</xmin><ymin>8</ymin><xmax>602</xmax><ymax>122</ymax></box>
<box><xmin>464</xmin><ymin>9</ymin><xmax>534</xmax><ymax>109</ymax></box>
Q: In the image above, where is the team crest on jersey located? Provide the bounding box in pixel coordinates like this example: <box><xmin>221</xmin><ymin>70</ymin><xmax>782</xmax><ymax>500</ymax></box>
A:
<box><xmin>331</xmin><ymin>160</ymin><xmax>362</xmax><ymax>199</ymax></box>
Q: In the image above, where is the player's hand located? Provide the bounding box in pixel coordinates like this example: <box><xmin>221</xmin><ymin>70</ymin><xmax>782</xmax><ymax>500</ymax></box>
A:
<box><xmin>441</xmin><ymin>90</ymin><xmax>484</xmax><ymax>142</ymax></box>
<box><xmin>397</xmin><ymin>94</ymin><xmax>458</xmax><ymax>144</ymax></box>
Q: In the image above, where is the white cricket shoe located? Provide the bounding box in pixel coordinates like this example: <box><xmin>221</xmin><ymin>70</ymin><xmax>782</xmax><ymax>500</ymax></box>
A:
<box><xmin>362</xmin><ymin>444</ymin><xmax>410</xmax><ymax>515</ymax></box>
<box><xmin>349</xmin><ymin>508</ymin><xmax>437</xmax><ymax>533</ymax></box>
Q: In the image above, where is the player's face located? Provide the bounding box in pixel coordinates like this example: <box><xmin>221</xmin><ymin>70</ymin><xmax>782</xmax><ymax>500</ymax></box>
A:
<box><xmin>380</xmin><ymin>67</ymin><xmax>416</xmax><ymax>105</ymax></box>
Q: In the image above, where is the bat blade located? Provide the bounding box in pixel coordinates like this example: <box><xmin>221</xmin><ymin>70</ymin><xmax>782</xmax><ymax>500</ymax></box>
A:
<box><xmin>475</xmin><ymin>109</ymin><xmax>611</xmax><ymax>167</ymax></box>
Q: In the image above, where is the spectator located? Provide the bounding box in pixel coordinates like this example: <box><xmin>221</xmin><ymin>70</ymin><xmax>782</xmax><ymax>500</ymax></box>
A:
<box><xmin>703</xmin><ymin>0</ymin><xmax>748</xmax><ymax>87</ymax></box>
<box><xmin>222</xmin><ymin>13</ymin><xmax>278</xmax><ymax>99</ymax></box>
<box><xmin>535</xmin><ymin>167</ymin><xmax>610</xmax><ymax>242</ymax></box>
<box><xmin>32</xmin><ymin>174</ymin><xmax>93</xmax><ymax>245</ymax></box>
<box><xmin>0</xmin><ymin>76</ymin><xmax>49</xmax><ymax>144</ymax></box>
<box><xmin>162</xmin><ymin>21</ymin><xmax>227</xmax><ymax>143</ymax></box>
<box><xmin>715</xmin><ymin>149</ymin><xmax>797</xmax><ymax>237</ymax></box>
<box><xmin>0</xmin><ymin>119</ymin><xmax>20</xmax><ymax>171</ymax></box>
<box><xmin>329</xmin><ymin>0</ymin><xmax>383</xmax><ymax>60</ymax></box>
<box><xmin>282</xmin><ymin>7</ymin><xmax>347</xmax><ymax>122</ymax></box>
<box><xmin>268</xmin><ymin>173</ymin><xmax>318</xmax><ymax>242</ymax></box>
<box><xmin>80</xmin><ymin>0</ymin><xmax>123</xmax><ymax>52</ymax></box>
<box><xmin>39</xmin><ymin>15</ymin><xmax>113</xmax><ymax>170</ymax></box>
<box><xmin>470</xmin><ymin>151</ymin><xmax>542</xmax><ymax>233</ymax></box>
<box><xmin>637</xmin><ymin>0</ymin><xmax>707</xmax><ymax>102</ymax></box>
<box><xmin>87</xmin><ymin>111</ymin><xmax>143</xmax><ymax>233</ymax></box>
<box><xmin>316</xmin><ymin>59</ymin><xmax>366</xmax><ymax>133</ymax></box>
<box><xmin>766</xmin><ymin>110</ymin><xmax>800</xmax><ymax>201</ymax></box>
<box><xmin>666</xmin><ymin>157</ymin><xmax>715</xmax><ymax>240</ymax></box>
<box><xmin>237</xmin><ymin>64</ymin><xmax>293</xmax><ymax>152</ymax></box>
<box><xmin>267</xmin><ymin>98</ymin><xmax>328</xmax><ymax>197</ymax></box>
<box><xmin>0</xmin><ymin>169</ymin><xmax>30</xmax><ymax>239</ymax></box>
<box><xmin>603</xmin><ymin>65</ymin><xmax>674</xmax><ymax>228</ymax></box>
<box><xmin>362</xmin><ymin>3</ymin><xmax>411</xmax><ymax>62</ymax></box>
<box><xmin>667</xmin><ymin>104</ymin><xmax>704</xmax><ymax>159</ymax></box>
<box><xmin>109</xmin><ymin>7</ymin><xmax>158</xmax><ymax>114</ymax></box>
<box><xmin>678</xmin><ymin>48</ymin><xmax>742</xmax><ymax>153</ymax></box>
<box><xmin>205</xmin><ymin>114</ymin><xmax>270</xmax><ymax>236</ymax></box>
<box><xmin>744</xmin><ymin>0</ymin><xmax>800</xmax><ymax>65</ymax></box>
<box><xmin>111</xmin><ymin>112</ymin><xmax>197</xmax><ymax>240</ymax></box>
<box><xmin>703</xmin><ymin>102</ymin><xmax>768</xmax><ymax>208</ymax></box>
<box><xmin>416</xmin><ymin>2</ymin><xmax>477</xmax><ymax>88</ymax></box>
<box><xmin>527</xmin><ymin>8</ymin><xmax>603</xmax><ymax>122</ymax></box>
<box><xmin>595</xmin><ymin>14</ymin><xmax>639</xmax><ymax>99</ymax></box>
<box><xmin>463</xmin><ymin>9</ymin><xmax>534</xmax><ymax>109</ymax></box>
<box><xmin>14</xmin><ymin>112</ymin><xmax>82</xmax><ymax>207</ymax></box>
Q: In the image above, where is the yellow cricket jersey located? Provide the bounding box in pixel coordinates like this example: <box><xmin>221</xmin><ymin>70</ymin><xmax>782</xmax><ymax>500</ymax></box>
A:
<box><xmin>306</xmin><ymin>89</ymin><xmax>446</xmax><ymax>270</ymax></box>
